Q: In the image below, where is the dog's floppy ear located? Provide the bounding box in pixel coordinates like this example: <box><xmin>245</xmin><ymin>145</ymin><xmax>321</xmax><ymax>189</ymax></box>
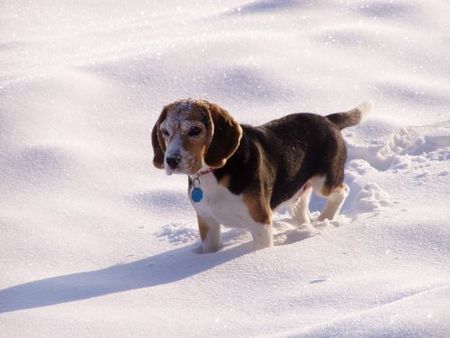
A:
<box><xmin>204</xmin><ymin>102</ymin><xmax>242</xmax><ymax>168</ymax></box>
<box><xmin>151</xmin><ymin>105</ymin><xmax>170</xmax><ymax>169</ymax></box>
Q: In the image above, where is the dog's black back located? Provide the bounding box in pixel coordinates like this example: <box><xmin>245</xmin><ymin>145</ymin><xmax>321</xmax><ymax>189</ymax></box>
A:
<box><xmin>213</xmin><ymin>113</ymin><xmax>347</xmax><ymax>209</ymax></box>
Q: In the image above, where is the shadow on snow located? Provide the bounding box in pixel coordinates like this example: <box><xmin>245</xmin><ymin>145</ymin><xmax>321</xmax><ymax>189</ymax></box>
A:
<box><xmin>0</xmin><ymin>242</ymin><xmax>253</xmax><ymax>313</ymax></box>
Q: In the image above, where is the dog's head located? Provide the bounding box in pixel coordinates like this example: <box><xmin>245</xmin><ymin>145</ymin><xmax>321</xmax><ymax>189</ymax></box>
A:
<box><xmin>151</xmin><ymin>99</ymin><xmax>243</xmax><ymax>175</ymax></box>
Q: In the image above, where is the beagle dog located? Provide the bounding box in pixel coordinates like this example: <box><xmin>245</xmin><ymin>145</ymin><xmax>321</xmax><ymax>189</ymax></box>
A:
<box><xmin>151</xmin><ymin>99</ymin><xmax>372</xmax><ymax>252</ymax></box>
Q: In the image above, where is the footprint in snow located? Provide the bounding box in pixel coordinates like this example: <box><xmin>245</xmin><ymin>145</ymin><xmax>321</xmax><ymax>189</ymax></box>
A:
<box><xmin>273</xmin><ymin>215</ymin><xmax>349</xmax><ymax>246</ymax></box>
<box><xmin>155</xmin><ymin>223</ymin><xmax>198</xmax><ymax>245</ymax></box>
<box><xmin>348</xmin><ymin>120</ymin><xmax>450</xmax><ymax>172</ymax></box>
<box><xmin>155</xmin><ymin>223</ymin><xmax>248</xmax><ymax>247</ymax></box>
<box><xmin>355</xmin><ymin>183</ymin><xmax>392</xmax><ymax>212</ymax></box>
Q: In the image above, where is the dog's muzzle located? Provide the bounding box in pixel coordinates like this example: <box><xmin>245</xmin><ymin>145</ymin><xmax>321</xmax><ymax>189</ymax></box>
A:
<box><xmin>166</xmin><ymin>154</ymin><xmax>181</xmax><ymax>169</ymax></box>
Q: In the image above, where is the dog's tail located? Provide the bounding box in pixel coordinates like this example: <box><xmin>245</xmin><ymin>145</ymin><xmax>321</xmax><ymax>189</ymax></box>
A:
<box><xmin>326</xmin><ymin>101</ymin><xmax>373</xmax><ymax>130</ymax></box>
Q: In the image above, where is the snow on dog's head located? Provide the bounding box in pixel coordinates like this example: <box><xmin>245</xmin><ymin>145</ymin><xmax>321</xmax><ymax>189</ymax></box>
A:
<box><xmin>151</xmin><ymin>99</ymin><xmax>242</xmax><ymax>175</ymax></box>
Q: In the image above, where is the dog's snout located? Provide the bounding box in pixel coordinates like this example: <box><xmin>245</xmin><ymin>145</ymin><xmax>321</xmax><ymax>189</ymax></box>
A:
<box><xmin>166</xmin><ymin>155</ymin><xmax>181</xmax><ymax>169</ymax></box>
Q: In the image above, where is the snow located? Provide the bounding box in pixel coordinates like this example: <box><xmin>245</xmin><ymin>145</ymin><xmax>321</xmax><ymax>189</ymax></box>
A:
<box><xmin>1</xmin><ymin>0</ymin><xmax>450</xmax><ymax>336</ymax></box>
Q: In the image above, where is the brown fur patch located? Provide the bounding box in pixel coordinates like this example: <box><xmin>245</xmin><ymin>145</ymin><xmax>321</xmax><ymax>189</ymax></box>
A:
<box><xmin>321</xmin><ymin>183</ymin><xmax>347</xmax><ymax>196</ymax></box>
<box><xmin>203</xmin><ymin>102</ymin><xmax>243</xmax><ymax>168</ymax></box>
<box><xmin>320</xmin><ymin>185</ymin><xmax>333</xmax><ymax>197</ymax></box>
<box><xmin>151</xmin><ymin>104</ymin><xmax>172</xmax><ymax>168</ymax></box>
<box><xmin>333</xmin><ymin>184</ymin><xmax>347</xmax><ymax>194</ymax></box>
<box><xmin>218</xmin><ymin>175</ymin><xmax>231</xmax><ymax>188</ymax></box>
<box><xmin>197</xmin><ymin>215</ymin><xmax>209</xmax><ymax>241</ymax></box>
<box><xmin>157</xmin><ymin>99</ymin><xmax>212</xmax><ymax>173</ymax></box>
<box><xmin>154</xmin><ymin>99</ymin><xmax>243</xmax><ymax>173</ymax></box>
<box><xmin>242</xmin><ymin>193</ymin><xmax>272</xmax><ymax>224</ymax></box>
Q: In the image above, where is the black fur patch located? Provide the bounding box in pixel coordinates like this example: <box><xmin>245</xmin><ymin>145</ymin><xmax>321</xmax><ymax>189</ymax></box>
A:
<box><xmin>213</xmin><ymin>113</ymin><xmax>348</xmax><ymax>209</ymax></box>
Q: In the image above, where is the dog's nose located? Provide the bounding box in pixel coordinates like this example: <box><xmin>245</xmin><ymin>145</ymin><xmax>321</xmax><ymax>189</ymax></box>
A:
<box><xmin>166</xmin><ymin>155</ymin><xmax>181</xmax><ymax>169</ymax></box>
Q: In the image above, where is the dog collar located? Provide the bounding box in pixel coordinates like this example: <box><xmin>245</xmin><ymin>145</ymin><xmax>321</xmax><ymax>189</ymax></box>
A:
<box><xmin>196</xmin><ymin>167</ymin><xmax>213</xmax><ymax>176</ymax></box>
<box><xmin>190</xmin><ymin>168</ymin><xmax>212</xmax><ymax>203</ymax></box>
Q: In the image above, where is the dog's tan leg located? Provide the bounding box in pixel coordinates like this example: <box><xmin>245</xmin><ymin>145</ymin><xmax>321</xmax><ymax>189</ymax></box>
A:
<box><xmin>241</xmin><ymin>192</ymin><xmax>274</xmax><ymax>250</ymax></box>
<box><xmin>291</xmin><ymin>185</ymin><xmax>313</xmax><ymax>225</ymax></box>
<box><xmin>197</xmin><ymin>214</ymin><xmax>222</xmax><ymax>253</ymax></box>
<box><xmin>317</xmin><ymin>184</ymin><xmax>349</xmax><ymax>221</ymax></box>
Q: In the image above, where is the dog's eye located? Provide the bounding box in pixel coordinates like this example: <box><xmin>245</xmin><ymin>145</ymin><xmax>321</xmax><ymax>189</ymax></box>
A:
<box><xmin>161</xmin><ymin>128</ymin><xmax>169</xmax><ymax>137</ymax></box>
<box><xmin>188</xmin><ymin>126</ymin><xmax>202</xmax><ymax>137</ymax></box>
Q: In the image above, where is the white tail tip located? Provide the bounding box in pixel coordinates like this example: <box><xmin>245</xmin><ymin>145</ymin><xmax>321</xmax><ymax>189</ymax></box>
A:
<box><xmin>356</xmin><ymin>101</ymin><xmax>373</xmax><ymax>120</ymax></box>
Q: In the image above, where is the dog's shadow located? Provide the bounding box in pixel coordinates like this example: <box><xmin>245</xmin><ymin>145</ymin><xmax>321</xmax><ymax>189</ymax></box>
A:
<box><xmin>0</xmin><ymin>241</ymin><xmax>253</xmax><ymax>314</ymax></box>
<box><xmin>0</xmin><ymin>217</ymin><xmax>332</xmax><ymax>314</ymax></box>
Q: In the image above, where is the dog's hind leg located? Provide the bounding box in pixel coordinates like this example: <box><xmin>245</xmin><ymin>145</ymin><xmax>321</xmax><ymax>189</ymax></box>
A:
<box><xmin>317</xmin><ymin>184</ymin><xmax>349</xmax><ymax>221</ymax></box>
<box><xmin>290</xmin><ymin>185</ymin><xmax>313</xmax><ymax>225</ymax></box>
<box><xmin>250</xmin><ymin>222</ymin><xmax>273</xmax><ymax>250</ymax></box>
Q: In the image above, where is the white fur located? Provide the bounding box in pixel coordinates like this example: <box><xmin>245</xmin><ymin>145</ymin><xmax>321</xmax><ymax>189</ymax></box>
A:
<box><xmin>288</xmin><ymin>176</ymin><xmax>350</xmax><ymax>223</ymax></box>
<box><xmin>189</xmin><ymin>172</ymin><xmax>273</xmax><ymax>252</ymax></box>
<box><xmin>189</xmin><ymin>171</ymin><xmax>349</xmax><ymax>252</ymax></box>
<box><xmin>356</xmin><ymin>101</ymin><xmax>373</xmax><ymax>121</ymax></box>
<box><xmin>290</xmin><ymin>185</ymin><xmax>312</xmax><ymax>225</ymax></box>
<box><xmin>317</xmin><ymin>184</ymin><xmax>349</xmax><ymax>221</ymax></box>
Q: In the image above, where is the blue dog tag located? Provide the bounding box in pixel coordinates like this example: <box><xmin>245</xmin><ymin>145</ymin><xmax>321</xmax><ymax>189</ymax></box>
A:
<box><xmin>191</xmin><ymin>188</ymin><xmax>203</xmax><ymax>202</ymax></box>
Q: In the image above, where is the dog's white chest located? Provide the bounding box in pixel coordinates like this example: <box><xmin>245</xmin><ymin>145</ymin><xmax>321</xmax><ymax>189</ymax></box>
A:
<box><xmin>189</xmin><ymin>174</ymin><xmax>253</xmax><ymax>228</ymax></box>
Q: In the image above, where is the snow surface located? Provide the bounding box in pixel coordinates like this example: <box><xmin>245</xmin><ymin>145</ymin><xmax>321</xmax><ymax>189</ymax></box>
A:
<box><xmin>1</xmin><ymin>0</ymin><xmax>450</xmax><ymax>336</ymax></box>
